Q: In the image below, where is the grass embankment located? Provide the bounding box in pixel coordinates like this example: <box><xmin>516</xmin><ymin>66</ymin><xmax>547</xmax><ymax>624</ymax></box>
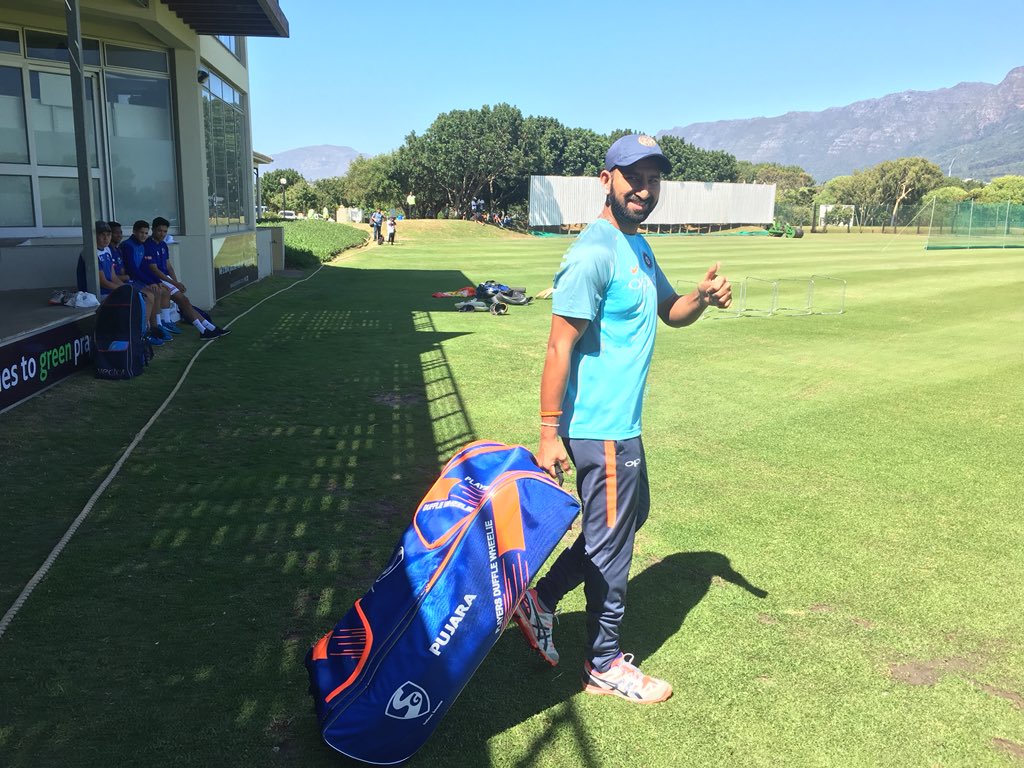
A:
<box><xmin>1</xmin><ymin>225</ymin><xmax>1023</xmax><ymax>767</ymax></box>
<box><xmin>258</xmin><ymin>219</ymin><xmax>367</xmax><ymax>268</ymax></box>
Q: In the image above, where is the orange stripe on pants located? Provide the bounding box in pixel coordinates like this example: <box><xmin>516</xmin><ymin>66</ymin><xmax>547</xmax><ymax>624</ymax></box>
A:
<box><xmin>604</xmin><ymin>440</ymin><xmax>617</xmax><ymax>528</ymax></box>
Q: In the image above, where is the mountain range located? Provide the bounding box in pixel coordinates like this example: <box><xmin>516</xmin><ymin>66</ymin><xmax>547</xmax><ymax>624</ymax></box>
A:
<box><xmin>264</xmin><ymin>68</ymin><xmax>1024</xmax><ymax>184</ymax></box>
<box><xmin>659</xmin><ymin>67</ymin><xmax>1024</xmax><ymax>182</ymax></box>
<box><xmin>259</xmin><ymin>144</ymin><xmax>362</xmax><ymax>181</ymax></box>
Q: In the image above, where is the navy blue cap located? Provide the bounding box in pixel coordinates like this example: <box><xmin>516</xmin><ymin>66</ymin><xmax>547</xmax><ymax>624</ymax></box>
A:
<box><xmin>604</xmin><ymin>134</ymin><xmax>671</xmax><ymax>174</ymax></box>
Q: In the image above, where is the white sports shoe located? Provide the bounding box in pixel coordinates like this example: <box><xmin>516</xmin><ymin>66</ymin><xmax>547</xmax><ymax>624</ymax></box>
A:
<box><xmin>582</xmin><ymin>653</ymin><xmax>672</xmax><ymax>703</ymax></box>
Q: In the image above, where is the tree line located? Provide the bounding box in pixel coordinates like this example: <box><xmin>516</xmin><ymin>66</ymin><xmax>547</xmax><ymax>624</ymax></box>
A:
<box><xmin>258</xmin><ymin>102</ymin><xmax>1024</xmax><ymax>224</ymax></box>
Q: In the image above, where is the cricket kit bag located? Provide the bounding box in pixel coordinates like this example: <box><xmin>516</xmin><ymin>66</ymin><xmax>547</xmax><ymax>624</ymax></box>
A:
<box><xmin>93</xmin><ymin>284</ymin><xmax>151</xmax><ymax>379</ymax></box>
<box><xmin>475</xmin><ymin>280</ymin><xmax>532</xmax><ymax>306</ymax></box>
<box><xmin>305</xmin><ymin>440</ymin><xmax>580</xmax><ymax>764</ymax></box>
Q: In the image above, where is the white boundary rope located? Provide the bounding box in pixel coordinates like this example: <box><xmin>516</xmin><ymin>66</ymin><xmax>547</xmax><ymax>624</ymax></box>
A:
<box><xmin>0</xmin><ymin>265</ymin><xmax>326</xmax><ymax>640</ymax></box>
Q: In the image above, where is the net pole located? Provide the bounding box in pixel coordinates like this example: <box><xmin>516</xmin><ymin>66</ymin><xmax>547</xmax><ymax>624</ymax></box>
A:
<box><xmin>1006</xmin><ymin>200</ymin><xmax>1012</xmax><ymax>248</ymax></box>
<box><xmin>928</xmin><ymin>197</ymin><xmax>936</xmax><ymax>246</ymax></box>
<box><xmin>967</xmin><ymin>199</ymin><xmax>974</xmax><ymax>248</ymax></box>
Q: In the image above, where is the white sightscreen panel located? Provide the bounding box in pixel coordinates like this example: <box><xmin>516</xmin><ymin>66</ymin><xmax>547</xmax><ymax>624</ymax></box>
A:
<box><xmin>529</xmin><ymin>176</ymin><xmax>604</xmax><ymax>226</ymax></box>
<box><xmin>529</xmin><ymin>176</ymin><xmax>776</xmax><ymax>226</ymax></box>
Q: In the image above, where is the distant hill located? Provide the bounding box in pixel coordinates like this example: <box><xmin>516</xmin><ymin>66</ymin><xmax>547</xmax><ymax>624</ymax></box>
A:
<box><xmin>659</xmin><ymin>67</ymin><xmax>1024</xmax><ymax>182</ymax></box>
<box><xmin>260</xmin><ymin>144</ymin><xmax>362</xmax><ymax>180</ymax></box>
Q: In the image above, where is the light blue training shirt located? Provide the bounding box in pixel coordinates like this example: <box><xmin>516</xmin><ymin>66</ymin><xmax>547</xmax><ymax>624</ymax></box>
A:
<box><xmin>551</xmin><ymin>218</ymin><xmax>674</xmax><ymax>440</ymax></box>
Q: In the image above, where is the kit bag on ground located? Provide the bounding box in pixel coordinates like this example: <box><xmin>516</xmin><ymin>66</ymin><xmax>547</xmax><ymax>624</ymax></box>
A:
<box><xmin>94</xmin><ymin>284</ymin><xmax>151</xmax><ymax>379</ymax></box>
<box><xmin>475</xmin><ymin>280</ymin><xmax>532</xmax><ymax>306</ymax></box>
<box><xmin>305</xmin><ymin>440</ymin><xmax>580</xmax><ymax>764</ymax></box>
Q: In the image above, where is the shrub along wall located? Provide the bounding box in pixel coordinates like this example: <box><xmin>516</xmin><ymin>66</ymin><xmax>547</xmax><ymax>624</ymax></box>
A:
<box><xmin>259</xmin><ymin>220</ymin><xmax>368</xmax><ymax>268</ymax></box>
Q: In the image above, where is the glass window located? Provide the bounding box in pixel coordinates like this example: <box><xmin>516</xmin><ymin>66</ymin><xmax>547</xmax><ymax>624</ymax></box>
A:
<box><xmin>226</xmin><ymin>108</ymin><xmax>240</xmax><ymax>224</ymax></box>
<box><xmin>104</xmin><ymin>72</ymin><xmax>178</xmax><ymax>228</ymax></box>
<box><xmin>105</xmin><ymin>44</ymin><xmax>168</xmax><ymax>74</ymax></box>
<box><xmin>25</xmin><ymin>30</ymin><xmax>100</xmax><ymax>66</ymax></box>
<box><xmin>29</xmin><ymin>70</ymin><xmax>98</xmax><ymax>168</ymax></box>
<box><xmin>39</xmin><ymin>177</ymin><xmax>100</xmax><ymax>227</ymax></box>
<box><xmin>0</xmin><ymin>66</ymin><xmax>28</xmax><ymax>162</ymax></box>
<box><xmin>202</xmin><ymin>69</ymin><xmax>248</xmax><ymax>228</ymax></box>
<box><xmin>0</xmin><ymin>28</ymin><xmax>21</xmax><ymax>56</ymax></box>
<box><xmin>215</xmin><ymin>35</ymin><xmax>238</xmax><ymax>57</ymax></box>
<box><xmin>0</xmin><ymin>175</ymin><xmax>34</xmax><ymax>226</ymax></box>
<box><xmin>212</xmin><ymin>96</ymin><xmax>227</xmax><ymax>224</ymax></box>
<box><xmin>207</xmin><ymin>72</ymin><xmax>222</xmax><ymax>100</ymax></box>
<box><xmin>202</xmin><ymin>88</ymin><xmax>217</xmax><ymax>222</ymax></box>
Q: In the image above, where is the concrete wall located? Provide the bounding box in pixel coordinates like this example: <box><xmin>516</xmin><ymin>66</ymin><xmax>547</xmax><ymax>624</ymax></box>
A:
<box><xmin>260</xmin><ymin>226</ymin><xmax>285</xmax><ymax>271</ymax></box>
<box><xmin>256</xmin><ymin>227</ymin><xmax>272</xmax><ymax>278</ymax></box>
<box><xmin>0</xmin><ymin>243</ymin><xmax>82</xmax><ymax>290</ymax></box>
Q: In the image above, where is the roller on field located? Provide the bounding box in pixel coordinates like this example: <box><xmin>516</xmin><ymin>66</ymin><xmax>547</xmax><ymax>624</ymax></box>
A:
<box><xmin>766</xmin><ymin>220</ymin><xmax>804</xmax><ymax>238</ymax></box>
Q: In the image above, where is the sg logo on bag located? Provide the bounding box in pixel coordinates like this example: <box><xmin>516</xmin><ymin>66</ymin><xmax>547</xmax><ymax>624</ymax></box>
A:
<box><xmin>386</xmin><ymin>681</ymin><xmax>431</xmax><ymax>720</ymax></box>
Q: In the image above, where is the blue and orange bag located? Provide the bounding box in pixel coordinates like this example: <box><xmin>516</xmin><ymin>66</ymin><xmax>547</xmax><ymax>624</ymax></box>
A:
<box><xmin>305</xmin><ymin>441</ymin><xmax>579</xmax><ymax>764</ymax></box>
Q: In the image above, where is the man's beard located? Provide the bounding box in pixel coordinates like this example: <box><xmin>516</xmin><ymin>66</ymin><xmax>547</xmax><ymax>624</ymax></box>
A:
<box><xmin>607</xmin><ymin>185</ymin><xmax>654</xmax><ymax>227</ymax></box>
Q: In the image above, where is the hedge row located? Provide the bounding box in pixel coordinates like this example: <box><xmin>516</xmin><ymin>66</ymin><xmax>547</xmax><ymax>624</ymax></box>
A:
<box><xmin>259</xmin><ymin>220</ymin><xmax>367</xmax><ymax>269</ymax></box>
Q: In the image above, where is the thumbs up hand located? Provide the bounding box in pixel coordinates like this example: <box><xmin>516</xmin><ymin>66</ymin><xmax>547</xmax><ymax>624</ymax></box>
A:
<box><xmin>698</xmin><ymin>262</ymin><xmax>732</xmax><ymax>308</ymax></box>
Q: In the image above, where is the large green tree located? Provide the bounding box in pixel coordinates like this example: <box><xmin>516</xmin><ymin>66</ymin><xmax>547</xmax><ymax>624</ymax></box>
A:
<box><xmin>875</xmin><ymin>157</ymin><xmax>945</xmax><ymax>227</ymax></box>
<box><xmin>940</xmin><ymin>175</ymin><xmax>985</xmax><ymax>192</ymax></box>
<box><xmin>974</xmin><ymin>175</ymin><xmax>1024</xmax><ymax>204</ymax></box>
<box><xmin>922</xmin><ymin>186</ymin><xmax>969</xmax><ymax>204</ymax></box>
<box><xmin>735</xmin><ymin>161</ymin><xmax>815</xmax><ymax>190</ymax></box>
<box><xmin>559</xmin><ymin>127</ymin><xmax>607</xmax><ymax>177</ymax></box>
<box><xmin>658</xmin><ymin>135</ymin><xmax>738</xmax><ymax>182</ymax></box>
<box><xmin>259</xmin><ymin>167</ymin><xmax>304</xmax><ymax>212</ymax></box>
<box><xmin>342</xmin><ymin>153</ymin><xmax>403</xmax><ymax>211</ymax></box>
<box><xmin>407</xmin><ymin>103</ymin><xmax>535</xmax><ymax>215</ymax></box>
<box><xmin>313</xmin><ymin>176</ymin><xmax>349</xmax><ymax>210</ymax></box>
<box><xmin>523</xmin><ymin>115</ymin><xmax>569</xmax><ymax>176</ymax></box>
<box><xmin>476</xmin><ymin>103</ymin><xmax>531</xmax><ymax>212</ymax></box>
<box><xmin>818</xmin><ymin>169</ymin><xmax>884</xmax><ymax>229</ymax></box>
<box><xmin>392</xmin><ymin>133</ymin><xmax>439</xmax><ymax>217</ymax></box>
<box><xmin>288</xmin><ymin>178</ymin><xmax>322</xmax><ymax>214</ymax></box>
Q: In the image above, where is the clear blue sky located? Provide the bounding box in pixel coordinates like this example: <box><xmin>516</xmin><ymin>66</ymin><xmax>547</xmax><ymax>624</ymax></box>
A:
<box><xmin>249</xmin><ymin>0</ymin><xmax>1024</xmax><ymax>158</ymax></box>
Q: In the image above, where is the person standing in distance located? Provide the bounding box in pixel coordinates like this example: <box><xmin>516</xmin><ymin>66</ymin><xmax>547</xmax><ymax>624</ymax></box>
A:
<box><xmin>513</xmin><ymin>134</ymin><xmax>732</xmax><ymax>704</ymax></box>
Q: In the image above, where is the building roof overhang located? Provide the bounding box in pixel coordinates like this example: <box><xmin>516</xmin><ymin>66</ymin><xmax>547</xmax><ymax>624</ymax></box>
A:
<box><xmin>163</xmin><ymin>0</ymin><xmax>289</xmax><ymax>38</ymax></box>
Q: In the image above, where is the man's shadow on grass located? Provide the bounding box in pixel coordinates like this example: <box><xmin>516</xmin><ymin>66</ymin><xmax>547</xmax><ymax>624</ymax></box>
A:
<box><xmin>420</xmin><ymin>550</ymin><xmax>768</xmax><ymax>766</ymax></box>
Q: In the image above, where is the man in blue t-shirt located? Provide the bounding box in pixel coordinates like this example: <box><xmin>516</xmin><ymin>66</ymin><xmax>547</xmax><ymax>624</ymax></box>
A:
<box><xmin>512</xmin><ymin>135</ymin><xmax>733</xmax><ymax>704</ymax></box>
<box><xmin>145</xmin><ymin>216</ymin><xmax>231</xmax><ymax>338</ymax></box>
<box><xmin>119</xmin><ymin>219</ymin><xmax>157</xmax><ymax>288</ymax></box>
<box><xmin>121</xmin><ymin>218</ymin><xmax>229</xmax><ymax>340</ymax></box>
<box><xmin>87</xmin><ymin>220</ymin><xmax>165</xmax><ymax>346</ymax></box>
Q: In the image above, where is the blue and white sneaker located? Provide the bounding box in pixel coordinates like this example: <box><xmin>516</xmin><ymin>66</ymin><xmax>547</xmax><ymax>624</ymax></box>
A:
<box><xmin>161</xmin><ymin>321</ymin><xmax>182</xmax><ymax>335</ymax></box>
<box><xmin>513</xmin><ymin>588</ymin><xmax>558</xmax><ymax>666</ymax></box>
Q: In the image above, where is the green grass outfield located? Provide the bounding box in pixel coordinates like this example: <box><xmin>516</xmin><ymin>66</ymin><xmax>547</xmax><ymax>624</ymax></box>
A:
<box><xmin>1</xmin><ymin>225</ymin><xmax>1022</xmax><ymax>767</ymax></box>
